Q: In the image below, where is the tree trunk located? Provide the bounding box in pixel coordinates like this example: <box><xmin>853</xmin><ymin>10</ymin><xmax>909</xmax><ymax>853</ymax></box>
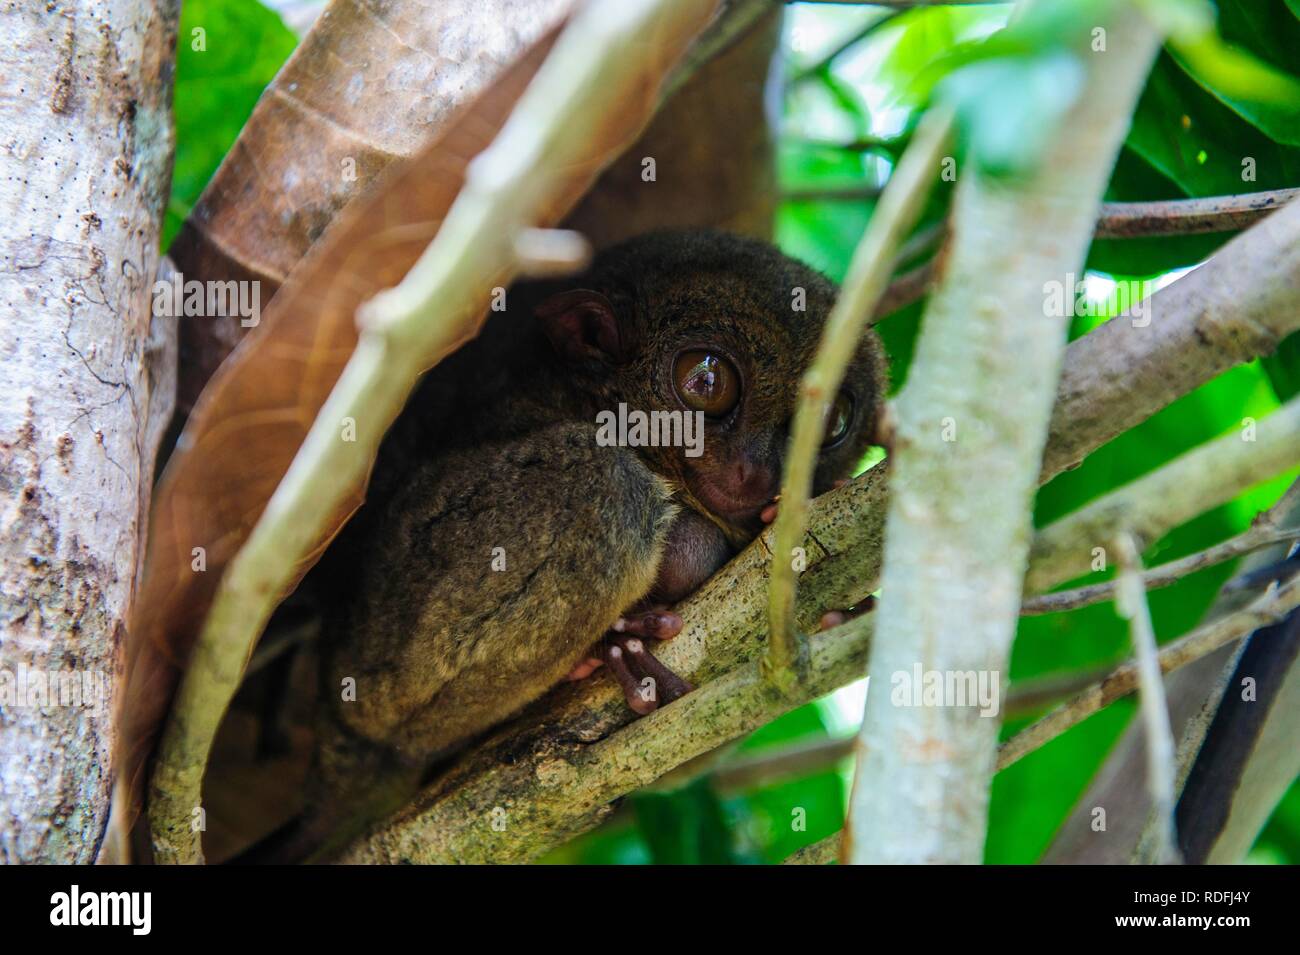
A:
<box><xmin>0</xmin><ymin>0</ymin><xmax>178</xmax><ymax>863</ymax></box>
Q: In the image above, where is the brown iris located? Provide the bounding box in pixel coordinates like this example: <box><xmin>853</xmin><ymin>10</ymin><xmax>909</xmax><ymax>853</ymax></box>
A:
<box><xmin>674</xmin><ymin>350</ymin><xmax>740</xmax><ymax>417</ymax></box>
<box><xmin>823</xmin><ymin>392</ymin><xmax>853</xmax><ymax>447</ymax></box>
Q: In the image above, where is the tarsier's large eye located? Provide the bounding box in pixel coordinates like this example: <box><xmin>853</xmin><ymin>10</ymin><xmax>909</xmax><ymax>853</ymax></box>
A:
<box><xmin>822</xmin><ymin>392</ymin><xmax>854</xmax><ymax>448</ymax></box>
<box><xmin>674</xmin><ymin>350</ymin><xmax>741</xmax><ymax>417</ymax></box>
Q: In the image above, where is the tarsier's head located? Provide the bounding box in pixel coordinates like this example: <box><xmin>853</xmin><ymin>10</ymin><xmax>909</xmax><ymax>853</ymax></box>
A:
<box><xmin>533</xmin><ymin>230</ymin><xmax>888</xmax><ymax>543</ymax></box>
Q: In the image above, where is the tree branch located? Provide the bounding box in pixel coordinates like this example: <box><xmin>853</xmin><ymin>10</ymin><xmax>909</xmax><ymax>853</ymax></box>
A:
<box><xmin>336</xmin><ymin>613</ymin><xmax>878</xmax><ymax>863</ymax></box>
<box><xmin>783</xmin><ymin>833</ymin><xmax>840</xmax><ymax>865</ymax></box>
<box><xmin>1043</xmin><ymin>483</ymin><xmax>1300</xmax><ymax>863</ymax></box>
<box><xmin>0</xmin><ymin>0</ymin><xmax>178</xmax><ymax>864</ymax></box>
<box><xmin>1028</xmin><ymin>395</ymin><xmax>1300</xmax><ymax>594</ymax></box>
<box><xmin>1095</xmin><ymin>188</ymin><xmax>1299</xmax><ymax>237</ymax></box>
<box><xmin>1022</xmin><ymin>483</ymin><xmax>1300</xmax><ymax>614</ymax></box>
<box><xmin>1113</xmin><ymin>532</ymin><xmax>1181</xmax><ymax>865</ymax></box>
<box><xmin>788</xmin><ymin>187</ymin><xmax>1298</xmax><ymax>237</ymax></box>
<box><xmin>1041</xmin><ymin>197</ymin><xmax>1300</xmax><ymax>481</ymax></box>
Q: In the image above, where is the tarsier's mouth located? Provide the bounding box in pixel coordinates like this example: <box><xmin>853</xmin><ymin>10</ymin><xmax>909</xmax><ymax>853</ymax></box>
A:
<box><xmin>683</xmin><ymin>477</ymin><xmax>774</xmax><ymax>545</ymax></box>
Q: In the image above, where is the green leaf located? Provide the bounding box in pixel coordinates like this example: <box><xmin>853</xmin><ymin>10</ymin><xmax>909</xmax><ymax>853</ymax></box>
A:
<box><xmin>1127</xmin><ymin>51</ymin><xmax>1300</xmax><ymax>197</ymax></box>
<box><xmin>1171</xmin><ymin>35</ymin><xmax>1300</xmax><ymax>145</ymax></box>
<box><xmin>165</xmin><ymin>0</ymin><xmax>298</xmax><ymax>248</ymax></box>
<box><xmin>632</xmin><ymin>779</ymin><xmax>745</xmax><ymax>865</ymax></box>
<box><xmin>1087</xmin><ymin>147</ymin><xmax>1230</xmax><ymax>273</ymax></box>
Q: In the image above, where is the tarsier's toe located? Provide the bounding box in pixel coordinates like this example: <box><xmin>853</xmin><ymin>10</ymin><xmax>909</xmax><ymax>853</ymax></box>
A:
<box><xmin>819</xmin><ymin>594</ymin><xmax>877</xmax><ymax>631</ymax></box>
<box><xmin>603</xmin><ymin>633</ymin><xmax>693</xmax><ymax>715</ymax></box>
<box><xmin>613</xmin><ymin>609</ymin><xmax>683</xmax><ymax>641</ymax></box>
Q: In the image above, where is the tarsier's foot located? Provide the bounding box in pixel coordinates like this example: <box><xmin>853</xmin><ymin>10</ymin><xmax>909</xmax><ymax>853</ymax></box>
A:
<box><xmin>565</xmin><ymin>610</ymin><xmax>691</xmax><ymax>715</ymax></box>
<box><xmin>604</xmin><ymin>632</ymin><xmax>693</xmax><ymax>715</ymax></box>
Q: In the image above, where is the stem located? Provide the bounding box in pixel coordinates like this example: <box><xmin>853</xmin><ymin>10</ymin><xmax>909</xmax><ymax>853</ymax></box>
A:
<box><xmin>1113</xmin><ymin>531</ymin><xmax>1181</xmax><ymax>865</ymax></box>
<box><xmin>765</xmin><ymin>105</ymin><xmax>954</xmax><ymax>689</ymax></box>
<box><xmin>1022</xmin><ymin>516</ymin><xmax>1300</xmax><ymax>615</ymax></box>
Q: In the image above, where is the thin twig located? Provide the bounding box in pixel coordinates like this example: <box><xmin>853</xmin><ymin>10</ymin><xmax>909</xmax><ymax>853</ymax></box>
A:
<box><xmin>786</xmin><ymin>134</ymin><xmax>903</xmax><ymax>155</ymax></box>
<box><xmin>1027</xmin><ymin>395</ymin><xmax>1300</xmax><ymax>595</ymax></box>
<box><xmin>1114</xmin><ymin>532</ymin><xmax>1181</xmax><ymax>865</ymax></box>
<box><xmin>783</xmin><ymin>183</ymin><xmax>886</xmax><ymax>202</ymax></box>
<box><xmin>711</xmin><ymin>736</ymin><xmax>853</xmax><ymax>793</ymax></box>
<box><xmin>765</xmin><ymin>105</ymin><xmax>954</xmax><ymax>690</ymax></box>
<box><xmin>872</xmin><ymin>259</ymin><xmax>933</xmax><ymax>319</ymax></box>
<box><xmin>783</xmin><ymin>187</ymin><xmax>1297</xmax><ymax>238</ymax></box>
<box><xmin>998</xmin><ymin>570</ymin><xmax>1300</xmax><ymax>771</ymax></box>
<box><xmin>708</xmin><ymin>665</ymin><xmax>1110</xmax><ymax>789</ymax></box>
<box><xmin>1022</xmin><ymin>515</ymin><xmax>1300</xmax><ymax>615</ymax></box>
<box><xmin>1095</xmin><ymin>188</ymin><xmax>1299</xmax><ymax>238</ymax></box>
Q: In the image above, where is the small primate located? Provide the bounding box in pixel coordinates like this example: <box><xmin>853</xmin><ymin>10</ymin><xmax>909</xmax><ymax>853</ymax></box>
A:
<box><xmin>282</xmin><ymin>230</ymin><xmax>887</xmax><ymax>860</ymax></box>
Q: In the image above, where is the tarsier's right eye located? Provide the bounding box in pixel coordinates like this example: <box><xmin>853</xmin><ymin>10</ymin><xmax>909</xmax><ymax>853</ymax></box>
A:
<box><xmin>674</xmin><ymin>350</ymin><xmax>741</xmax><ymax>417</ymax></box>
<box><xmin>822</xmin><ymin>392</ymin><xmax>854</xmax><ymax>448</ymax></box>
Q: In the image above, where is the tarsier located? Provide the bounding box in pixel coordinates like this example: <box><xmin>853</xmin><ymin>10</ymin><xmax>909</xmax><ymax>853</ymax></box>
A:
<box><xmin>274</xmin><ymin>230</ymin><xmax>887</xmax><ymax>861</ymax></box>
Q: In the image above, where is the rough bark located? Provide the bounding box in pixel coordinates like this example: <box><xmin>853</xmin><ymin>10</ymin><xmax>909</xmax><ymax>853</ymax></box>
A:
<box><xmin>0</xmin><ymin>0</ymin><xmax>178</xmax><ymax>863</ymax></box>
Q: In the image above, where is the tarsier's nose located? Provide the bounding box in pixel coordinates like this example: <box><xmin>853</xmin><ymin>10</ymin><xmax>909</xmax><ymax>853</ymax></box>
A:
<box><xmin>729</xmin><ymin>452</ymin><xmax>780</xmax><ymax>508</ymax></box>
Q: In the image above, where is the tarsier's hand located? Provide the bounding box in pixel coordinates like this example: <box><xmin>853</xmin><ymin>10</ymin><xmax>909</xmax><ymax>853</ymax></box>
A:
<box><xmin>567</xmin><ymin>610</ymin><xmax>692</xmax><ymax>715</ymax></box>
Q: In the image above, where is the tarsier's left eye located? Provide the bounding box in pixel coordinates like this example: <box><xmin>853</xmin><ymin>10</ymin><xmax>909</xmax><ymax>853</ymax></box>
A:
<box><xmin>674</xmin><ymin>350</ymin><xmax>741</xmax><ymax>417</ymax></box>
<box><xmin>822</xmin><ymin>392</ymin><xmax>854</xmax><ymax>448</ymax></box>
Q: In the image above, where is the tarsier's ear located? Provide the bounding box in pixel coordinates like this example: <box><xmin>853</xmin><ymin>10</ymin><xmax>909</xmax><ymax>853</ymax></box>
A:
<box><xmin>535</xmin><ymin>289</ymin><xmax>624</xmax><ymax>364</ymax></box>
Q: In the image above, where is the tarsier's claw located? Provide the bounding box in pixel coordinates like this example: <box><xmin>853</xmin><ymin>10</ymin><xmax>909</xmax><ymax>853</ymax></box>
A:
<box><xmin>818</xmin><ymin>594</ymin><xmax>877</xmax><ymax>632</ymax></box>
<box><xmin>613</xmin><ymin>610</ymin><xmax>683</xmax><ymax>640</ymax></box>
<box><xmin>603</xmin><ymin>633</ymin><xmax>693</xmax><ymax>714</ymax></box>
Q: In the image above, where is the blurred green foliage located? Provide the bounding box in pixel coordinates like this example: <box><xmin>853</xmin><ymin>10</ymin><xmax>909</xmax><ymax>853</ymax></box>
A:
<box><xmin>163</xmin><ymin>0</ymin><xmax>298</xmax><ymax>248</ymax></box>
<box><xmin>171</xmin><ymin>0</ymin><xmax>1298</xmax><ymax>864</ymax></box>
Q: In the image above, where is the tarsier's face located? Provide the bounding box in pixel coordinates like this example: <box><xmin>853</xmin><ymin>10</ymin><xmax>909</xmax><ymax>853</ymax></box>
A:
<box><xmin>535</xmin><ymin>231</ymin><xmax>887</xmax><ymax>544</ymax></box>
<box><xmin>640</xmin><ymin>306</ymin><xmax>881</xmax><ymax>541</ymax></box>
